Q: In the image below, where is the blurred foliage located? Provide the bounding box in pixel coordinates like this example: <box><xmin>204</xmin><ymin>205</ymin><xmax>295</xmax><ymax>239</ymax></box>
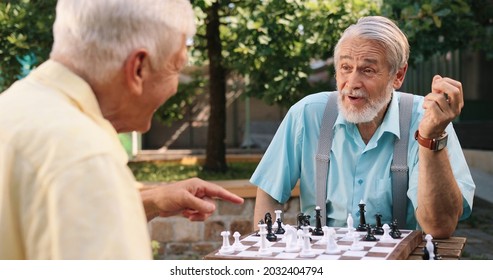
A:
<box><xmin>1</xmin><ymin>0</ymin><xmax>492</xmax><ymax>112</ymax></box>
<box><xmin>0</xmin><ymin>0</ymin><xmax>56</xmax><ymax>91</ymax></box>
<box><xmin>128</xmin><ymin>161</ymin><xmax>258</xmax><ymax>182</ymax></box>
<box><xmin>381</xmin><ymin>0</ymin><xmax>493</xmax><ymax>64</ymax></box>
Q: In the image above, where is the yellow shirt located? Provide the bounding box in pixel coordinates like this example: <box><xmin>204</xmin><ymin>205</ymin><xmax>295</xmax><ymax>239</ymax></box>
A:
<box><xmin>0</xmin><ymin>60</ymin><xmax>152</xmax><ymax>259</ymax></box>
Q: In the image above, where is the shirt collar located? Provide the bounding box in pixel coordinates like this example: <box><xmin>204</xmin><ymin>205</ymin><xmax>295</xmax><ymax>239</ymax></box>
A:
<box><xmin>29</xmin><ymin>60</ymin><xmax>128</xmax><ymax>162</ymax></box>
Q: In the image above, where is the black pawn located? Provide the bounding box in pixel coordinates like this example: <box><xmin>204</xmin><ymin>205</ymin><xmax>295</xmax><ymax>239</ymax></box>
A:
<box><xmin>374</xmin><ymin>213</ymin><xmax>384</xmax><ymax>235</ymax></box>
<box><xmin>363</xmin><ymin>224</ymin><xmax>377</xmax><ymax>241</ymax></box>
<box><xmin>312</xmin><ymin>207</ymin><xmax>324</xmax><ymax>236</ymax></box>
<box><xmin>390</xmin><ymin>219</ymin><xmax>402</xmax><ymax>239</ymax></box>
<box><xmin>356</xmin><ymin>201</ymin><xmax>368</xmax><ymax>231</ymax></box>
<box><xmin>275</xmin><ymin>218</ymin><xmax>285</xmax><ymax>234</ymax></box>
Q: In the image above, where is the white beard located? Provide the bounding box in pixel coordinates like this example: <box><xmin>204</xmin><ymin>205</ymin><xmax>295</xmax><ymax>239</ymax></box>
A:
<box><xmin>337</xmin><ymin>85</ymin><xmax>393</xmax><ymax>124</ymax></box>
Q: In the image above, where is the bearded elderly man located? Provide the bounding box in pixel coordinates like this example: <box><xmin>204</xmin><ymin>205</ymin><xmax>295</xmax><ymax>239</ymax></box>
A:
<box><xmin>0</xmin><ymin>0</ymin><xmax>243</xmax><ymax>259</ymax></box>
<box><xmin>251</xmin><ymin>16</ymin><xmax>475</xmax><ymax>238</ymax></box>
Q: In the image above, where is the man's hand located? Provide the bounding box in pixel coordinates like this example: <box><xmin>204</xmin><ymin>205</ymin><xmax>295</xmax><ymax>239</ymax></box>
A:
<box><xmin>141</xmin><ymin>178</ymin><xmax>244</xmax><ymax>221</ymax></box>
<box><xmin>418</xmin><ymin>75</ymin><xmax>464</xmax><ymax>139</ymax></box>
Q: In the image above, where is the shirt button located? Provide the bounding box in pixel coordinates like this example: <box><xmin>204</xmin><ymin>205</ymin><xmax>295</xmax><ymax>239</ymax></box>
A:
<box><xmin>358</xmin><ymin>179</ymin><xmax>364</xmax><ymax>184</ymax></box>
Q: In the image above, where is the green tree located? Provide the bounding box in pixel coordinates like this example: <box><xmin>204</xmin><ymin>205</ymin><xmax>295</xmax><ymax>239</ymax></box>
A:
<box><xmin>381</xmin><ymin>0</ymin><xmax>493</xmax><ymax>64</ymax></box>
<box><xmin>0</xmin><ymin>0</ymin><xmax>56</xmax><ymax>91</ymax></box>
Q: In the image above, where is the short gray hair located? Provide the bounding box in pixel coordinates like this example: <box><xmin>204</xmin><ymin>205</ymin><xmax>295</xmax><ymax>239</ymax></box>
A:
<box><xmin>334</xmin><ymin>16</ymin><xmax>409</xmax><ymax>75</ymax></box>
<box><xmin>50</xmin><ymin>0</ymin><xmax>196</xmax><ymax>82</ymax></box>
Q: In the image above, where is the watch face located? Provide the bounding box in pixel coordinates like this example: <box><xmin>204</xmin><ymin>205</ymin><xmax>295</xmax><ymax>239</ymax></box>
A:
<box><xmin>436</xmin><ymin>136</ymin><xmax>448</xmax><ymax>151</ymax></box>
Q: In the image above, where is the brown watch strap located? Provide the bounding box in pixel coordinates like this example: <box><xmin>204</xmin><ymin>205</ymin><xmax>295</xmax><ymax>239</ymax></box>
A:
<box><xmin>414</xmin><ymin>130</ymin><xmax>447</xmax><ymax>151</ymax></box>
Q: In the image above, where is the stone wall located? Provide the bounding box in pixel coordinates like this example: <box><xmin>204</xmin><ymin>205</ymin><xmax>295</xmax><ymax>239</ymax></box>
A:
<box><xmin>148</xmin><ymin>196</ymin><xmax>300</xmax><ymax>260</ymax></box>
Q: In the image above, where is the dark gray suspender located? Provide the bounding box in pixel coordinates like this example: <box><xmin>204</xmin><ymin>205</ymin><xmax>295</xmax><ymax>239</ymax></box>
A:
<box><xmin>315</xmin><ymin>92</ymin><xmax>414</xmax><ymax>227</ymax></box>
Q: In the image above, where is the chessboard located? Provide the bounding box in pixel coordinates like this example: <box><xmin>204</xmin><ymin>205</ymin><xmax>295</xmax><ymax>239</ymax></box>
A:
<box><xmin>204</xmin><ymin>227</ymin><xmax>423</xmax><ymax>260</ymax></box>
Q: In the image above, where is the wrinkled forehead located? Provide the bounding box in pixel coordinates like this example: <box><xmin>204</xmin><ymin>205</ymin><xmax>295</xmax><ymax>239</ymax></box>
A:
<box><xmin>336</xmin><ymin>37</ymin><xmax>388</xmax><ymax>66</ymax></box>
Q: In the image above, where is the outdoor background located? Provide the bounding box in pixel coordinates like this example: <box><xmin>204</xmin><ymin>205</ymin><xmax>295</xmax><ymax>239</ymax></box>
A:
<box><xmin>1</xmin><ymin>0</ymin><xmax>492</xmax><ymax>259</ymax></box>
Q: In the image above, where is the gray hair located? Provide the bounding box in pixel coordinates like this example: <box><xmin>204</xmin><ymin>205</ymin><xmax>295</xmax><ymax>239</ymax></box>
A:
<box><xmin>50</xmin><ymin>0</ymin><xmax>196</xmax><ymax>82</ymax></box>
<box><xmin>334</xmin><ymin>16</ymin><xmax>409</xmax><ymax>75</ymax></box>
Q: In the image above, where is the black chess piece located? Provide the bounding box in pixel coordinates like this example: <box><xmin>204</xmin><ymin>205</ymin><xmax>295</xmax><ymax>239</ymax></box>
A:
<box><xmin>422</xmin><ymin>245</ymin><xmax>430</xmax><ymax>260</ymax></box>
<box><xmin>363</xmin><ymin>224</ymin><xmax>377</xmax><ymax>241</ymax></box>
<box><xmin>265</xmin><ymin>213</ymin><xmax>277</xmax><ymax>241</ymax></box>
<box><xmin>433</xmin><ymin>241</ymin><xmax>442</xmax><ymax>260</ymax></box>
<box><xmin>275</xmin><ymin>218</ymin><xmax>285</xmax><ymax>234</ymax></box>
<box><xmin>312</xmin><ymin>207</ymin><xmax>324</xmax><ymax>236</ymax></box>
<box><xmin>389</xmin><ymin>219</ymin><xmax>402</xmax><ymax>239</ymax></box>
<box><xmin>356</xmin><ymin>201</ymin><xmax>368</xmax><ymax>231</ymax></box>
<box><xmin>374</xmin><ymin>213</ymin><xmax>384</xmax><ymax>235</ymax></box>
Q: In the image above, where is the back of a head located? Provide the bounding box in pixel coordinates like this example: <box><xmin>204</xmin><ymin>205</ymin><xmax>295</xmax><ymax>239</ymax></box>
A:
<box><xmin>50</xmin><ymin>0</ymin><xmax>196</xmax><ymax>83</ymax></box>
<box><xmin>334</xmin><ymin>16</ymin><xmax>409</xmax><ymax>75</ymax></box>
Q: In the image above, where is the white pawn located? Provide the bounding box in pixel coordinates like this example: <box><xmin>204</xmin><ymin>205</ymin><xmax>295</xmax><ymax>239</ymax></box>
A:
<box><xmin>350</xmin><ymin>232</ymin><xmax>364</xmax><ymax>251</ymax></box>
<box><xmin>425</xmin><ymin>234</ymin><xmax>436</xmax><ymax>260</ymax></box>
<box><xmin>380</xmin><ymin>224</ymin><xmax>393</xmax><ymax>241</ymax></box>
<box><xmin>257</xmin><ymin>224</ymin><xmax>272</xmax><ymax>256</ymax></box>
<box><xmin>232</xmin><ymin>231</ymin><xmax>247</xmax><ymax>251</ymax></box>
<box><xmin>299</xmin><ymin>231</ymin><xmax>316</xmax><ymax>257</ymax></box>
<box><xmin>219</xmin><ymin>231</ymin><xmax>234</xmax><ymax>255</ymax></box>
<box><xmin>325</xmin><ymin>228</ymin><xmax>341</xmax><ymax>254</ymax></box>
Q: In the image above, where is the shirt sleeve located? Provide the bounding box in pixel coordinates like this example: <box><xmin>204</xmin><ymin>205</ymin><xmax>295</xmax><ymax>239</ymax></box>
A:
<box><xmin>23</xmin><ymin>154</ymin><xmax>152</xmax><ymax>259</ymax></box>
<box><xmin>250</xmin><ymin>106</ymin><xmax>304</xmax><ymax>203</ymax></box>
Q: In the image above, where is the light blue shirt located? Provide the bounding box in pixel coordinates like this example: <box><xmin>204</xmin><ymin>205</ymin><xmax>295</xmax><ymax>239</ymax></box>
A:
<box><xmin>250</xmin><ymin>91</ymin><xmax>475</xmax><ymax>229</ymax></box>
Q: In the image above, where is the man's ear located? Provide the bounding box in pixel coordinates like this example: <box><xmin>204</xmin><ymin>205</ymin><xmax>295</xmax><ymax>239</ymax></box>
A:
<box><xmin>393</xmin><ymin>63</ymin><xmax>408</xmax><ymax>90</ymax></box>
<box><xmin>124</xmin><ymin>49</ymin><xmax>150</xmax><ymax>96</ymax></box>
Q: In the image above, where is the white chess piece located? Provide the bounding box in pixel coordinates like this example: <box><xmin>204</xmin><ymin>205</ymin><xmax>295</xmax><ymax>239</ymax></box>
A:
<box><xmin>257</xmin><ymin>224</ymin><xmax>272</xmax><ymax>256</ymax></box>
<box><xmin>299</xmin><ymin>230</ymin><xmax>316</xmax><ymax>257</ymax></box>
<box><xmin>347</xmin><ymin>213</ymin><xmax>354</xmax><ymax>230</ymax></box>
<box><xmin>284</xmin><ymin>225</ymin><xmax>301</xmax><ymax>253</ymax></box>
<box><xmin>325</xmin><ymin>228</ymin><xmax>341</xmax><ymax>254</ymax></box>
<box><xmin>232</xmin><ymin>231</ymin><xmax>247</xmax><ymax>251</ymax></box>
<box><xmin>296</xmin><ymin>229</ymin><xmax>304</xmax><ymax>248</ymax></box>
<box><xmin>425</xmin><ymin>234</ymin><xmax>435</xmax><ymax>260</ymax></box>
<box><xmin>344</xmin><ymin>213</ymin><xmax>355</xmax><ymax>240</ymax></box>
<box><xmin>380</xmin><ymin>224</ymin><xmax>393</xmax><ymax>241</ymax></box>
<box><xmin>318</xmin><ymin>226</ymin><xmax>329</xmax><ymax>245</ymax></box>
<box><xmin>219</xmin><ymin>231</ymin><xmax>234</xmax><ymax>255</ymax></box>
<box><xmin>273</xmin><ymin>210</ymin><xmax>283</xmax><ymax>229</ymax></box>
<box><xmin>350</xmin><ymin>232</ymin><xmax>364</xmax><ymax>251</ymax></box>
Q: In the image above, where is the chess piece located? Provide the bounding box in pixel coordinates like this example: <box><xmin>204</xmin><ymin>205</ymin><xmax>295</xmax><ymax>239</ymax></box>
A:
<box><xmin>324</xmin><ymin>227</ymin><xmax>341</xmax><ymax>254</ymax></box>
<box><xmin>380</xmin><ymin>224</ymin><xmax>393</xmax><ymax>241</ymax></box>
<box><xmin>390</xmin><ymin>219</ymin><xmax>402</xmax><ymax>239</ymax></box>
<box><xmin>273</xmin><ymin>209</ymin><xmax>283</xmax><ymax>229</ymax></box>
<box><xmin>356</xmin><ymin>200</ymin><xmax>368</xmax><ymax>232</ymax></box>
<box><xmin>265</xmin><ymin>212</ymin><xmax>277</xmax><ymax>241</ymax></box>
<box><xmin>283</xmin><ymin>225</ymin><xmax>301</xmax><ymax>253</ymax></box>
<box><xmin>363</xmin><ymin>224</ymin><xmax>377</xmax><ymax>241</ymax></box>
<box><xmin>275</xmin><ymin>218</ymin><xmax>285</xmax><ymax>234</ymax></box>
<box><xmin>299</xmin><ymin>227</ymin><xmax>316</xmax><ymax>257</ymax></box>
<box><xmin>433</xmin><ymin>241</ymin><xmax>442</xmax><ymax>260</ymax></box>
<box><xmin>312</xmin><ymin>206</ymin><xmax>324</xmax><ymax>236</ymax></box>
<box><xmin>318</xmin><ymin>226</ymin><xmax>329</xmax><ymax>245</ymax></box>
<box><xmin>257</xmin><ymin>224</ymin><xmax>272</xmax><ymax>256</ymax></box>
<box><xmin>350</xmin><ymin>232</ymin><xmax>364</xmax><ymax>251</ymax></box>
<box><xmin>219</xmin><ymin>231</ymin><xmax>234</xmax><ymax>255</ymax></box>
<box><xmin>374</xmin><ymin>213</ymin><xmax>384</xmax><ymax>235</ymax></box>
<box><xmin>345</xmin><ymin>213</ymin><xmax>355</xmax><ymax>239</ymax></box>
<box><xmin>232</xmin><ymin>231</ymin><xmax>247</xmax><ymax>251</ymax></box>
<box><xmin>424</xmin><ymin>234</ymin><xmax>435</xmax><ymax>260</ymax></box>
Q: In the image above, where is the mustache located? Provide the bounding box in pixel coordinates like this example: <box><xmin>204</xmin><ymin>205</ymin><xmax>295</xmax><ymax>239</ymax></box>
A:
<box><xmin>340</xmin><ymin>88</ymin><xmax>368</xmax><ymax>98</ymax></box>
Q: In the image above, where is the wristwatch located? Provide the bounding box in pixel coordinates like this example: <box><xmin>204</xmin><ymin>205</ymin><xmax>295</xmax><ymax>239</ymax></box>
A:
<box><xmin>414</xmin><ymin>130</ymin><xmax>448</xmax><ymax>151</ymax></box>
